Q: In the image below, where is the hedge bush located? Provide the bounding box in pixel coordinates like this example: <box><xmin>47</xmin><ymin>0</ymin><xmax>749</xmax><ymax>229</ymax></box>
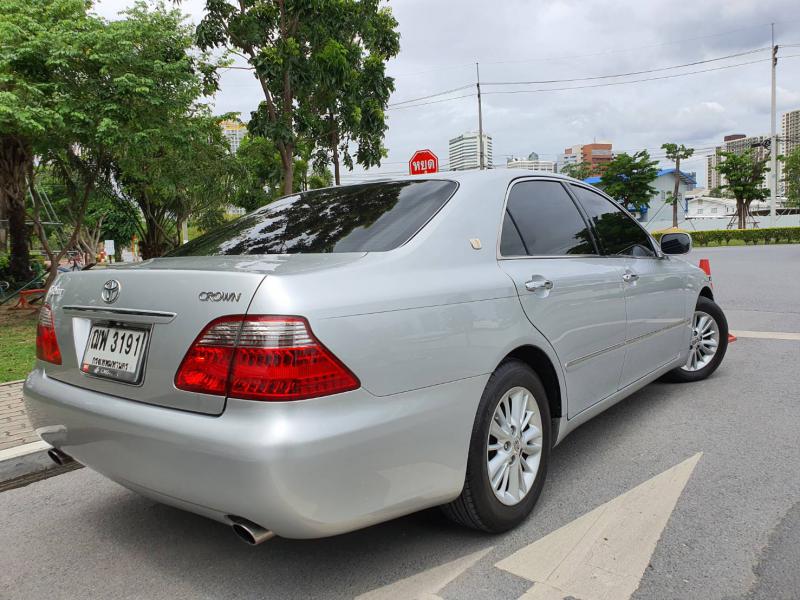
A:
<box><xmin>652</xmin><ymin>227</ymin><xmax>800</xmax><ymax>247</ymax></box>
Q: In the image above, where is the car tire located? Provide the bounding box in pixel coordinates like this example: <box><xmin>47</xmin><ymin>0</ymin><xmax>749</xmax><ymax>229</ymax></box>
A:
<box><xmin>662</xmin><ymin>296</ymin><xmax>728</xmax><ymax>383</ymax></box>
<box><xmin>442</xmin><ymin>359</ymin><xmax>551</xmax><ymax>533</ymax></box>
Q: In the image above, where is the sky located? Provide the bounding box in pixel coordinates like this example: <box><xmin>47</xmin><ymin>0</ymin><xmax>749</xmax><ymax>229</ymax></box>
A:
<box><xmin>94</xmin><ymin>0</ymin><xmax>800</xmax><ymax>186</ymax></box>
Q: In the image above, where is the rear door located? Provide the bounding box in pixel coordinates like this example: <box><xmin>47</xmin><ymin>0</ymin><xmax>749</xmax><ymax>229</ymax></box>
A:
<box><xmin>570</xmin><ymin>185</ymin><xmax>688</xmax><ymax>386</ymax></box>
<box><xmin>497</xmin><ymin>179</ymin><xmax>628</xmax><ymax>418</ymax></box>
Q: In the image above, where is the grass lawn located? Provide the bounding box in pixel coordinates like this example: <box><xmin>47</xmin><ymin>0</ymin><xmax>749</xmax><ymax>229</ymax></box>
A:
<box><xmin>0</xmin><ymin>308</ymin><xmax>37</xmax><ymax>383</ymax></box>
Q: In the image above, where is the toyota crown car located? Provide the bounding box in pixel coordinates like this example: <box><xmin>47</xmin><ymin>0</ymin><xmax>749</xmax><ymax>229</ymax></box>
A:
<box><xmin>24</xmin><ymin>171</ymin><xmax>728</xmax><ymax>543</ymax></box>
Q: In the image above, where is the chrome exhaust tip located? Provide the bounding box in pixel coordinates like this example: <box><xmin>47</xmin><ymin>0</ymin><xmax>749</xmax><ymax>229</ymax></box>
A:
<box><xmin>229</xmin><ymin>516</ymin><xmax>275</xmax><ymax>546</ymax></box>
<box><xmin>47</xmin><ymin>448</ymin><xmax>75</xmax><ymax>467</ymax></box>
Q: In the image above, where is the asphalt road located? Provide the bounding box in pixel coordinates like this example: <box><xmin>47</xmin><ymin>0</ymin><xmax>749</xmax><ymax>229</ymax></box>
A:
<box><xmin>2</xmin><ymin>244</ymin><xmax>799</xmax><ymax>600</ymax></box>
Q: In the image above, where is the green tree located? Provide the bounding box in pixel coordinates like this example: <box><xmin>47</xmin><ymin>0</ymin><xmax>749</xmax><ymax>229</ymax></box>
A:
<box><xmin>100</xmin><ymin>3</ymin><xmax>227</xmax><ymax>258</ymax></box>
<box><xmin>116</xmin><ymin>112</ymin><xmax>234</xmax><ymax>258</ymax></box>
<box><xmin>232</xmin><ymin>134</ymin><xmax>285</xmax><ymax>211</ymax></box>
<box><xmin>716</xmin><ymin>150</ymin><xmax>769</xmax><ymax>229</ymax></box>
<box><xmin>0</xmin><ymin>0</ymin><xmax>97</xmax><ymax>282</ymax></box>
<box><xmin>23</xmin><ymin>2</ymin><xmax>224</xmax><ymax>281</ymax></box>
<box><xmin>560</xmin><ymin>161</ymin><xmax>594</xmax><ymax>181</ymax></box>
<box><xmin>783</xmin><ymin>147</ymin><xmax>800</xmax><ymax>208</ymax></box>
<box><xmin>232</xmin><ymin>133</ymin><xmax>330</xmax><ymax>212</ymax></box>
<box><xmin>196</xmin><ymin>0</ymin><xmax>400</xmax><ymax>192</ymax></box>
<box><xmin>305</xmin><ymin>2</ymin><xmax>399</xmax><ymax>184</ymax></box>
<box><xmin>661</xmin><ymin>143</ymin><xmax>694</xmax><ymax>227</ymax></box>
<box><xmin>598</xmin><ymin>151</ymin><xmax>659</xmax><ymax>212</ymax></box>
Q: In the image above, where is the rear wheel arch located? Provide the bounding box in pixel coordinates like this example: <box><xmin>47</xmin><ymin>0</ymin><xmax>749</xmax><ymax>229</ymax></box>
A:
<box><xmin>501</xmin><ymin>345</ymin><xmax>563</xmax><ymax>420</ymax></box>
<box><xmin>699</xmin><ymin>286</ymin><xmax>714</xmax><ymax>301</ymax></box>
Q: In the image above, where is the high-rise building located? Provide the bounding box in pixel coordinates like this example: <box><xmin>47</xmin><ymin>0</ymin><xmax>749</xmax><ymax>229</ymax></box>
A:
<box><xmin>557</xmin><ymin>142</ymin><xmax>613</xmax><ymax>174</ymax></box>
<box><xmin>506</xmin><ymin>153</ymin><xmax>555</xmax><ymax>172</ymax></box>
<box><xmin>705</xmin><ymin>133</ymin><xmax>771</xmax><ymax>192</ymax></box>
<box><xmin>706</xmin><ymin>149</ymin><xmax>722</xmax><ymax>190</ymax></box>
<box><xmin>448</xmin><ymin>131</ymin><xmax>493</xmax><ymax>170</ymax></box>
<box><xmin>220</xmin><ymin>119</ymin><xmax>247</xmax><ymax>154</ymax></box>
<box><xmin>783</xmin><ymin>109</ymin><xmax>800</xmax><ymax>158</ymax></box>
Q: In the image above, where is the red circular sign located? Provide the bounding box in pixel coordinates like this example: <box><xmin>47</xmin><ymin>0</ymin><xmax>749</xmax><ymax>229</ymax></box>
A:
<box><xmin>409</xmin><ymin>149</ymin><xmax>439</xmax><ymax>175</ymax></box>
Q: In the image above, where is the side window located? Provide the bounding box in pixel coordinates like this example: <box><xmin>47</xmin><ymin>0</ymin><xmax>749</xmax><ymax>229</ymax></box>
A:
<box><xmin>570</xmin><ymin>186</ymin><xmax>656</xmax><ymax>257</ymax></box>
<box><xmin>500</xmin><ymin>181</ymin><xmax>596</xmax><ymax>256</ymax></box>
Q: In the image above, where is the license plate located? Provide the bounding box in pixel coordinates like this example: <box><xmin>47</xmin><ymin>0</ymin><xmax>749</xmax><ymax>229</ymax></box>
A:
<box><xmin>81</xmin><ymin>324</ymin><xmax>149</xmax><ymax>383</ymax></box>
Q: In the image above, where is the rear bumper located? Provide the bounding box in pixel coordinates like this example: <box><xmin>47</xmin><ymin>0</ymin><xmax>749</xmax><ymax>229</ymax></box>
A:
<box><xmin>23</xmin><ymin>367</ymin><xmax>486</xmax><ymax>538</ymax></box>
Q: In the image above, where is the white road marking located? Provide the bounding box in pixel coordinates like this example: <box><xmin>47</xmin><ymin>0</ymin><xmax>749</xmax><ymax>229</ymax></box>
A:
<box><xmin>496</xmin><ymin>453</ymin><xmax>702</xmax><ymax>600</ymax></box>
<box><xmin>355</xmin><ymin>547</ymin><xmax>493</xmax><ymax>600</ymax></box>
<box><xmin>730</xmin><ymin>330</ymin><xmax>800</xmax><ymax>341</ymax></box>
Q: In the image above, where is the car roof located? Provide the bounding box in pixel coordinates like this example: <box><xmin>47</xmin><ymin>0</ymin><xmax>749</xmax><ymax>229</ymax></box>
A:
<box><xmin>340</xmin><ymin>169</ymin><xmax>586</xmax><ymax>188</ymax></box>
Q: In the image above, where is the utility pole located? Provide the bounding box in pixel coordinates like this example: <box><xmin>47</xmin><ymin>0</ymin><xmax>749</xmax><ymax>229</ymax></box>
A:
<box><xmin>769</xmin><ymin>23</ymin><xmax>778</xmax><ymax>226</ymax></box>
<box><xmin>476</xmin><ymin>62</ymin><xmax>485</xmax><ymax>170</ymax></box>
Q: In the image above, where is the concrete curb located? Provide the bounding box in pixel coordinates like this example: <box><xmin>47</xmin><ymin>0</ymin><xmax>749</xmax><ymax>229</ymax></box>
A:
<box><xmin>0</xmin><ymin>441</ymin><xmax>55</xmax><ymax>482</ymax></box>
<box><xmin>0</xmin><ymin>440</ymin><xmax>83</xmax><ymax>491</ymax></box>
<box><xmin>0</xmin><ymin>379</ymin><xmax>26</xmax><ymax>386</ymax></box>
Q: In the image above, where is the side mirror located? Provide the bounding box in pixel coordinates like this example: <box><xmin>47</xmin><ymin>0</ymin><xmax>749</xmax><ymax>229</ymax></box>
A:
<box><xmin>660</xmin><ymin>232</ymin><xmax>692</xmax><ymax>255</ymax></box>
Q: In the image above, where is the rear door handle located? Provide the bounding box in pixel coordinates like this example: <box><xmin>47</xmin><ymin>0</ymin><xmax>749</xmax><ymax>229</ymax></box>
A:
<box><xmin>525</xmin><ymin>278</ymin><xmax>554</xmax><ymax>291</ymax></box>
<box><xmin>622</xmin><ymin>272</ymin><xmax>639</xmax><ymax>283</ymax></box>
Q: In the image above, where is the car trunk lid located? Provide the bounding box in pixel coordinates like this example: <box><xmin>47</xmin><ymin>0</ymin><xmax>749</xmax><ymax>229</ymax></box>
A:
<box><xmin>44</xmin><ymin>262</ymin><xmax>267</xmax><ymax>415</ymax></box>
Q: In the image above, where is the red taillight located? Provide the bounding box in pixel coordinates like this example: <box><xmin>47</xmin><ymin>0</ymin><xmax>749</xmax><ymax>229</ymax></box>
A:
<box><xmin>36</xmin><ymin>304</ymin><xmax>62</xmax><ymax>365</ymax></box>
<box><xmin>175</xmin><ymin>316</ymin><xmax>359</xmax><ymax>401</ymax></box>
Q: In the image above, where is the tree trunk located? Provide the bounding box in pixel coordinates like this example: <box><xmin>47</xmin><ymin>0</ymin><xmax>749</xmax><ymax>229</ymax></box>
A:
<box><xmin>672</xmin><ymin>157</ymin><xmax>681</xmax><ymax>228</ymax></box>
<box><xmin>329</xmin><ymin>114</ymin><xmax>341</xmax><ymax>186</ymax></box>
<box><xmin>280</xmin><ymin>143</ymin><xmax>294</xmax><ymax>195</ymax></box>
<box><xmin>0</xmin><ymin>135</ymin><xmax>33</xmax><ymax>281</ymax></box>
<box><xmin>333</xmin><ymin>144</ymin><xmax>341</xmax><ymax>186</ymax></box>
<box><xmin>737</xmin><ymin>199</ymin><xmax>746</xmax><ymax>229</ymax></box>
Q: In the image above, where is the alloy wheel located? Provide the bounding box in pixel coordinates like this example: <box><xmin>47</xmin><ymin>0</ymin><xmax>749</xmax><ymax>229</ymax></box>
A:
<box><xmin>486</xmin><ymin>386</ymin><xmax>543</xmax><ymax>506</ymax></box>
<box><xmin>681</xmin><ymin>310</ymin><xmax>720</xmax><ymax>372</ymax></box>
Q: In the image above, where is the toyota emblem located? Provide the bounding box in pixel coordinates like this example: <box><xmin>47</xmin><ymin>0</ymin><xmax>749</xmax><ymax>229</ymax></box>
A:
<box><xmin>101</xmin><ymin>280</ymin><xmax>121</xmax><ymax>304</ymax></box>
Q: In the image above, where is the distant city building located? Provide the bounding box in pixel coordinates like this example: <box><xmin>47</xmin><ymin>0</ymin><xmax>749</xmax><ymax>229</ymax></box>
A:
<box><xmin>706</xmin><ymin>150</ymin><xmax>722</xmax><ymax>190</ymax></box>
<box><xmin>704</xmin><ymin>132</ymin><xmax>777</xmax><ymax>194</ymax></box>
<box><xmin>506</xmin><ymin>152</ymin><xmax>555</xmax><ymax>172</ymax></box>
<box><xmin>558</xmin><ymin>142</ymin><xmax>613</xmax><ymax>174</ymax></box>
<box><xmin>783</xmin><ymin>108</ymin><xmax>800</xmax><ymax>158</ymax></box>
<box><xmin>220</xmin><ymin>119</ymin><xmax>247</xmax><ymax>154</ymax></box>
<box><xmin>556</xmin><ymin>150</ymin><xmax>577</xmax><ymax>173</ymax></box>
<box><xmin>723</xmin><ymin>134</ymin><xmax>770</xmax><ymax>162</ymax></box>
<box><xmin>448</xmin><ymin>131</ymin><xmax>493</xmax><ymax>170</ymax></box>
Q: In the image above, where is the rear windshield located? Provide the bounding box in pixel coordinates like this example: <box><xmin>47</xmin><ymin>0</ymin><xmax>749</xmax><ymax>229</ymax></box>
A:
<box><xmin>169</xmin><ymin>180</ymin><xmax>458</xmax><ymax>256</ymax></box>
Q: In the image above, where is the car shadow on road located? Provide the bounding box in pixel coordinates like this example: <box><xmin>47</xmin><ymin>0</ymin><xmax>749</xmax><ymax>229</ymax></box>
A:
<box><xmin>83</xmin><ymin>372</ymin><xmax>720</xmax><ymax>599</ymax></box>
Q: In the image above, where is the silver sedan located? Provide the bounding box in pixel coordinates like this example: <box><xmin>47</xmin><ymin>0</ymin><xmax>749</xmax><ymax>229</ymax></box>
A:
<box><xmin>24</xmin><ymin>171</ymin><xmax>727</xmax><ymax>543</ymax></box>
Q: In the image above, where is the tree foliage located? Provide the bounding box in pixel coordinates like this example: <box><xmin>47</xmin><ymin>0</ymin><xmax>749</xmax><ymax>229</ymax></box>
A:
<box><xmin>232</xmin><ymin>133</ymin><xmax>332</xmax><ymax>212</ymax></box>
<box><xmin>3</xmin><ymin>0</ymin><xmax>231</xmax><ymax>283</ymax></box>
<box><xmin>661</xmin><ymin>143</ymin><xmax>694</xmax><ymax>227</ymax></box>
<box><xmin>559</xmin><ymin>161</ymin><xmax>594</xmax><ymax>181</ymax></box>
<box><xmin>783</xmin><ymin>147</ymin><xmax>800</xmax><ymax>208</ymax></box>
<box><xmin>304</xmin><ymin>1</ymin><xmax>400</xmax><ymax>184</ymax></box>
<box><xmin>196</xmin><ymin>0</ymin><xmax>400</xmax><ymax>191</ymax></box>
<box><xmin>598</xmin><ymin>151</ymin><xmax>659</xmax><ymax>212</ymax></box>
<box><xmin>716</xmin><ymin>149</ymin><xmax>769</xmax><ymax>229</ymax></box>
<box><xmin>0</xmin><ymin>0</ymin><xmax>97</xmax><ymax>282</ymax></box>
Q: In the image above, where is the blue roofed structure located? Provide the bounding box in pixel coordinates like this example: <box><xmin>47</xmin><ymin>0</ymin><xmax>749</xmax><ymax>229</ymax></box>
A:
<box><xmin>582</xmin><ymin>169</ymin><xmax>697</xmax><ymax>230</ymax></box>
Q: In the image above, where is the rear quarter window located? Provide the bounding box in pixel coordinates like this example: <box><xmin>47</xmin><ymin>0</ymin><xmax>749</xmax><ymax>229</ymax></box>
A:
<box><xmin>169</xmin><ymin>180</ymin><xmax>458</xmax><ymax>256</ymax></box>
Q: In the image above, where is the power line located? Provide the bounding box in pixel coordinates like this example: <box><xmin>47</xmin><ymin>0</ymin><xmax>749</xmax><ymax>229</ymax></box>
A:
<box><xmin>387</xmin><ymin>92</ymin><xmax>474</xmax><ymax>111</ymax></box>
<box><xmin>387</xmin><ymin>47</ymin><xmax>774</xmax><ymax>110</ymax></box>
<box><xmin>388</xmin><ymin>84</ymin><xmax>473</xmax><ymax>107</ymax></box>
<box><xmin>389</xmin><ymin>19</ymin><xmax>798</xmax><ymax>77</ymax></box>
<box><xmin>481</xmin><ymin>48</ymin><xmax>767</xmax><ymax>86</ymax></box>
<box><xmin>482</xmin><ymin>58</ymin><xmax>768</xmax><ymax>97</ymax></box>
